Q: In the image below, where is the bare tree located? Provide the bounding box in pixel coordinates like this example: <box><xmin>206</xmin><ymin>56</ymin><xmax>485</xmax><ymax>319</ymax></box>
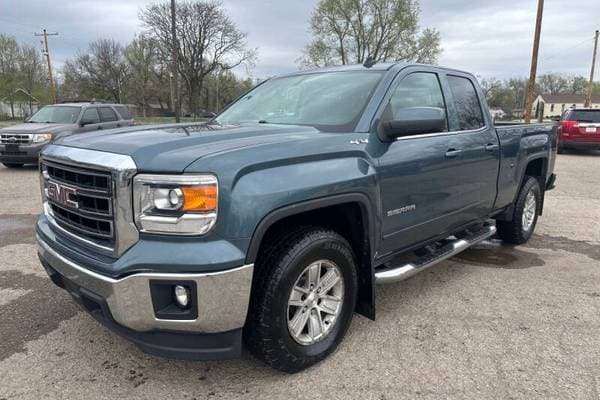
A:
<box><xmin>125</xmin><ymin>35</ymin><xmax>160</xmax><ymax>117</ymax></box>
<box><xmin>300</xmin><ymin>0</ymin><xmax>441</xmax><ymax>67</ymax></box>
<box><xmin>0</xmin><ymin>35</ymin><xmax>21</xmax><ymax>117</ymax></box>
<box><xmin>140</xmin><ymin>0</ymin><xmax>256</xmax><ymax>116</ymax></box>
<box><xmin>63</xmin><ymin>39</ymin><xmax>129</xmax><ymax>103</ymax></box>
<box><xmin>538</xmin><ymin>73</ymin><xmax>569</xmax><ymax>95</ymax></box>
<box><xmin>17</xmin><ymin>45</ymin><xmax>48</xmax><ymax>111</ymax></box>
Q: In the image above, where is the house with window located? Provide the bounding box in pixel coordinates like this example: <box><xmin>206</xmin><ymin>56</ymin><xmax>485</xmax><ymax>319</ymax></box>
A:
<box><xmin>533</xmin><ymin>94</ymin><xmax>600</xmax><ymax>119</ymax></box>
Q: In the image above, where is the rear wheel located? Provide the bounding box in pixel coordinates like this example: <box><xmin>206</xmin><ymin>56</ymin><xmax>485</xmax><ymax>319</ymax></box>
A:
<box><xmin>497</xmin><ymin>176</ymin><xmax>541</xmax><ymax>244</ymax></box>
<box><xmin>2</xmin><ymin>163</ymin><xmax>24</xmax><ymax>168</ymax></box>
<box><xmin>244</xmin><ymin>227</ymin><xmax>357</xmax><ymax>373</ymax></box>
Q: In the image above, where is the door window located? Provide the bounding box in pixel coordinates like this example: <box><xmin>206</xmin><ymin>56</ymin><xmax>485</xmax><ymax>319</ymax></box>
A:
<box><xmin>81</xmin><ymin>108</ymin><xmax>100</xmax><ymax>124</ymax></box>
<box><xmin>98</xmin><ymin>107</ymin><xmax>118</xmax><ymax>122</ymax></box>
<box><xmin>447</xmin><ymin>75</ymin><xmax>485</xmax><ymax>130</ymax></box>
<box><xmin>388</xmin><ymin>72</ymin><xmax>448</xmax><ymax>131</ymax></box>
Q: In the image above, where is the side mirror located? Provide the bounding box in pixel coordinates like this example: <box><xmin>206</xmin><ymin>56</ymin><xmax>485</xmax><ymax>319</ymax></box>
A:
<box><xmin>379</xmin><ymin>107</ymin><xmax>446</xmax><ymax>142</ymax></box>
<box><xmin>80</xmin><ymin>119</ymin><xmax>95</xmax><ymax>127</ymax></box>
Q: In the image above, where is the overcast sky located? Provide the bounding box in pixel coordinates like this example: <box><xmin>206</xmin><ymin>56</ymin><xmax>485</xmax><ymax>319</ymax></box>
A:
<box><xmin>1</xmin><ymin>0</ymin><xmax>599</xmax><ymax>81</ymax></box>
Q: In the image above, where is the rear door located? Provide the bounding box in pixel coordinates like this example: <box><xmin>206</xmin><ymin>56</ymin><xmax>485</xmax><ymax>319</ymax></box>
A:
<box><xmin>97</xmin><ymin>107</ymin><xmax>121</xmax><ymax>129</ymax></box>
<box><xmin>441</xmin><ymin>73</ymin><xmax>500</xmax><ymax>224</ymax></box>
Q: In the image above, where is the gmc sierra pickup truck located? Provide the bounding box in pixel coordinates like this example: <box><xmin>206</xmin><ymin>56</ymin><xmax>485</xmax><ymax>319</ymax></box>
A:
<box><xmin>36</xmin><ymin>63</ymin><xmax>557</xmax><ymax>373</ymax></box>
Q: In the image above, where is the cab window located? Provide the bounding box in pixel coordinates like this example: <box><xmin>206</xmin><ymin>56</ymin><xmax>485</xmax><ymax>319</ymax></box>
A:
<box><xmin>447</xmin><ymin>75</ymin><xmax>485</xmax><ymax>131</ymax></box>
<box><xmin>389</xmin><ymin>72</ymin><xmax>448</xmax><ymax>132</ymax></box>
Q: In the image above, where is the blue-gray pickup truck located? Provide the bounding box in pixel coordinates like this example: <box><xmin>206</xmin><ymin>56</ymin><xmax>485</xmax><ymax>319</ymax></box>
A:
<box><xmin>36</xmin><ymin>63</ymin><xmax>557</xmax><ymax>372</ymax></box>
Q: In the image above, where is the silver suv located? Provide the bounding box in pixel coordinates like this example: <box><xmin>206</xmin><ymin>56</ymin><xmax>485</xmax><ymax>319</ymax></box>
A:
<box><xmin>0</xmin><ymin>102</ymin><xmax>134</xmax><ymax>168</ymax></box>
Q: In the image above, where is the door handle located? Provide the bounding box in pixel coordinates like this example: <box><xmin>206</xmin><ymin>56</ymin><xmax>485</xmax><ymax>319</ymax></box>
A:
<box><xmin>485</xmin><ymin>143</ymin><xmax>499</xmax><ymax>152</ymax></box>
<box><xmin>116</xmin><ymin>124</ymin><xmax>121</xmax><ymax>128</ymax></box>
<box><xmin>445</xmin><ymin>149</ymin><xmax>462</xmax><ymax>158</ymax></box>
<box><xmin>97</xmin><ymin>126</ymin><xmax>103</xmax><ymax>130</ymax></box>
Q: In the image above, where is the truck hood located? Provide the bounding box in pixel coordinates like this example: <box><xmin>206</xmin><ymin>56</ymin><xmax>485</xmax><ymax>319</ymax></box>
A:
<box><xmin>1</xmin><ymin>122</ymin><xmax>74</xmax><ymax>134</ymax></box>
<box><xmin>53</xmin><ymin>123</ymin><xmax>323</xmax><ymax>172</ymax></box>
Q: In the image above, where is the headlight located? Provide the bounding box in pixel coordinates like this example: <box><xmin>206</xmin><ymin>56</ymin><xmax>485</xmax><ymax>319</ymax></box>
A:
<box><xmin>133</xmin><ymin>174</ymin><xmax>218</xmax><ymax>235</ymax></box>
<box><xmin>32</xmin><ymin>133</ymin><xmax>53</xmax><ymax>143</ymax></box>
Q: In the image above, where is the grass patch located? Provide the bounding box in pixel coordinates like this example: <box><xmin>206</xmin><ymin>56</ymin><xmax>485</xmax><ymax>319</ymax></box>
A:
<box><xmin>0</xmin><ymin>119</ymin><xmax>22</xmax><ymax>128</ymax></box>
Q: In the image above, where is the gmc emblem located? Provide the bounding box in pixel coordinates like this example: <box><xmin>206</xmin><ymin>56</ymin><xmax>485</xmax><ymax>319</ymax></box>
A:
<box><xmin>47</xmin><ymin>181</ymin><xmax>78</xmax><ymax>209</ymax></box>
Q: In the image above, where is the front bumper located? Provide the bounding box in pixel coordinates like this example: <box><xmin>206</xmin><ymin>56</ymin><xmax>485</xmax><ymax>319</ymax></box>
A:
<box><xmin>0</xmin><ymin>142</ymin><xmax>46</xmax><ymax>164</ymax></box>
<box><xmin>36</xmin><ymin>232</ymin><xmax>254</xmax><ymax>360</ymax></box>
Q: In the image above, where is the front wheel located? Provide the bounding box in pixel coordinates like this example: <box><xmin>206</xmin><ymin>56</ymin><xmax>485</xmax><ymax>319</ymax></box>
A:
<box><xmin>244</xmin><ymin>227</ymin><xmax>358</xmax><ymax>373</ymax></box>
<box><xmin>496</xmin><ymin>176</ymin><xmax>542</xmax><ymax>244</ymax></box>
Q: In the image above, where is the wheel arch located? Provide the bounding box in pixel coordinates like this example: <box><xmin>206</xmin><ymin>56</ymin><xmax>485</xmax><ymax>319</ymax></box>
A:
<box><xmin>245</xmin><ymin>193</ymin><xmax>378</xmax><ymax>320</ymax></box>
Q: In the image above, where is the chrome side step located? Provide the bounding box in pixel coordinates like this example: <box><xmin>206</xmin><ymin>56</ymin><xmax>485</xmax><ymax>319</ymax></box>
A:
<box><xmin>374</xmin><ymin>224</ymin><xmax>497</xmax><ymax>284</ymax></box>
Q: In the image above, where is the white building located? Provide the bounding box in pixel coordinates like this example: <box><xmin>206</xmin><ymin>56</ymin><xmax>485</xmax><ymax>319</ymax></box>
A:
<box><xmin>489</xmin><ymin>108</ymin><xmax>506</xmax><ymax>120</ymax></box>
<box><xmin>533</xmin><ymin>94</ymin><xmax>600</xmax><ymax>119</ymax></box>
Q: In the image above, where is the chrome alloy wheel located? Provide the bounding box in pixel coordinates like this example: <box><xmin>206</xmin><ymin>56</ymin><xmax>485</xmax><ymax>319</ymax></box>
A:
<box><xmin>287</xmin><ymin>260</ymin><xmax>344</xmax><ymax>346</ymax></box>
<box><xmin>522</xmin><ymin>190</ymin><xmax>537</xmax><ymax>232</ymax></box>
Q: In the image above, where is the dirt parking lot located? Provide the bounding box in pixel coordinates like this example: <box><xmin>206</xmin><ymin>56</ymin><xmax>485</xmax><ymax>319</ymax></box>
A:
<box><xmin>1</xmin><ymin>152</ymin><xmax>599</xmax><ymax>400</ymax></box>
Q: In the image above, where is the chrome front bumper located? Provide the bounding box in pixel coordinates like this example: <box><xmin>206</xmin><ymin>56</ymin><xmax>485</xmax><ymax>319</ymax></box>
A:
<box><xmin>37</xmin><ymin>234</ymin><xmax>253</xmax><ymax>334</ymax></box>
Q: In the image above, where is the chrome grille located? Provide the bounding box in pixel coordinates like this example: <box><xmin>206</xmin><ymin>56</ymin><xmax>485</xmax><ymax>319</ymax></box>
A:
<box><xmin>42</xmin><ymin>161</ymin><xmax>114</xmax><ymax>242</ymax></box>
<box><xmin>1</xmin><ymin>133</ymin><xmax>32</xmax><ymax>144</ymax></box>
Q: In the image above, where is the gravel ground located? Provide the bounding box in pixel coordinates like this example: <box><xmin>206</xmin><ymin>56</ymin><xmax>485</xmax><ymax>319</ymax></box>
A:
<box><xmin>1</xmin><ymin>152</ymin><xmax>599</xmax><ymax>400</ymax></box>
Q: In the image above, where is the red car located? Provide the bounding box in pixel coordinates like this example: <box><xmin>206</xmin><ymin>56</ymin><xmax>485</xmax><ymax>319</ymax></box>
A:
<box><xmin>558</xmin><ymin>108</ymin><xmax>600</xmax><ymax>153</ymax></box>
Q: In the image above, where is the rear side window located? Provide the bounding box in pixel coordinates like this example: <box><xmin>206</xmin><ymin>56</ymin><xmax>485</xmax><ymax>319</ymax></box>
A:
<box><xmin>447</xmin><ymin>75</ymin><xmax>485</xmax><ymax>131</ymax></box>
<box><xmin>565</xmin><ymin>110</ymin><xmax>600</xmax><ymax>123</ymax></box>
<box><xmin>389</xmin><ymin>72</ymin><xmax>448</xmax><ymax>131</ymax></box>
<box><xmin>98</xmin><ymin>107</ymin><xmax>118</xmax><ymax>122</ymax></box>
<box><xmin>113</xmin><ymin>105</ymin><xmax>132</xmax><ymax>120</ymax></box>
<box><xmin>81</xmin><ymin>108</ymin><xmax>100</xmax><ymax>124</ymax></box>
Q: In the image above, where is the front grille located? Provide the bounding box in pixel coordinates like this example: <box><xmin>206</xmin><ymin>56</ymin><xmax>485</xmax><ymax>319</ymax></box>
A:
<box><xmin>1</xmin><ymin>134</ymin><xmax>32</xmax><ymax>144</ymax></box>
<box><xmin>42</xmin><ymin>161</ymin><xmax>114</xmax><ymax>242</ymax></box>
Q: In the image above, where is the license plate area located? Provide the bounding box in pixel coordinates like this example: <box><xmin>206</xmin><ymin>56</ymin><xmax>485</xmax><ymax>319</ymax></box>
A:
<box><xmin>585</xmin><ymin>127</ymin><xmax>597</xmax><ymax>133</ymax></box>
<box><xmin>4</xmin><ymin>144</ymin><xmax>20</xmax><ymax>153</ymax></box>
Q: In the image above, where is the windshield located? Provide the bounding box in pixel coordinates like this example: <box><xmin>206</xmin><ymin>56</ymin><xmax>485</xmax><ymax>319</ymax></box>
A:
<box><xmin>28</xmin><ymin>106</ymin><xmax>81</xmax><ymax>124</ymax></box>
<box><xmin>215</xmin><ymin>71</ymin><xmax>384</xmax><ymax>132</ymax></box>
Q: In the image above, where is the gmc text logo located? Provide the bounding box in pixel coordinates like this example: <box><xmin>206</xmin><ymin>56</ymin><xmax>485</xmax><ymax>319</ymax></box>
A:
<box><xmin>47</xmin><ymin>181</ymin><xmax>78</xmax><ymax>209</ymax></box>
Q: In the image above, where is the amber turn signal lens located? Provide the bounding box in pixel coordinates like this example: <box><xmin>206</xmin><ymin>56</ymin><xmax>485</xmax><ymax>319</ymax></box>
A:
<box><xmin>181</xmin><ymin>185</ymin><xmax>217</xmax><ymax>212</ymax></box>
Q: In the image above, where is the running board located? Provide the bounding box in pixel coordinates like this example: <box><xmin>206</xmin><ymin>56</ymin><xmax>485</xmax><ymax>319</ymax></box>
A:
<box><xmin>374</xmin><ymin>224</ymin><xmax>497</xmax><ymax>284</ymax></box>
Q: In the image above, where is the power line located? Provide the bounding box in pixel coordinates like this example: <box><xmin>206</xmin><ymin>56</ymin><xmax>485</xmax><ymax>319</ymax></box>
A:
<box><xmin>539</xmin><ymin>36</ymin><xmax>595</xmax><ymax>65</ymax></box>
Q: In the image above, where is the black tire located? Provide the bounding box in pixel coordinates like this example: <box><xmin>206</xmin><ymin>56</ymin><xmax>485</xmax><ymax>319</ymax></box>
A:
<box><xmin>496</xmin><ymin>176</ymin><xmax>542</xmax><ymax>244</ymax></box>
<box><xmin>244</xmin><ymin>227</ymin><xmax>358</xmax><ymax>373</ymax></box>
<box><xmin>2</xmin><ymin>163</ymin><xmax>24</xmax><ymax>168</ymax></box>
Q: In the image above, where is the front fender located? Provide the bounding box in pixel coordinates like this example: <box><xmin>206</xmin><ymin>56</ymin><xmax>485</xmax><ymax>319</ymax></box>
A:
<box><xmin>230</xmin><ymin>156</ymin><xmax>378</xmax><ymax>232</ymax></box>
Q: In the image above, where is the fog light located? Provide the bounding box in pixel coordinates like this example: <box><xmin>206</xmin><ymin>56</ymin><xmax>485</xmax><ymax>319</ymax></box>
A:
<box><xmin>174</xmin><ymin>285</ymin><xmax>190</xmax><ymax>308</ymax></box>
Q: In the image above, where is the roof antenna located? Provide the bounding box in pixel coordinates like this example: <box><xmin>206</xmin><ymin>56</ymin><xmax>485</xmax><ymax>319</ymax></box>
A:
<box><xmin>363</xmin><ymin>56</ymin><xmax>376</xmax><ymax>68</ymax></box>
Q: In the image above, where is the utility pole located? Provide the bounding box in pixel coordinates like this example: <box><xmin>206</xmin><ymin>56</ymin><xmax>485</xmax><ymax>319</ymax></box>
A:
<box><xmin>35</xmin><ymin>29</ymin><xmax>58</xmax><ymax>104</ymax></box>
<box><xmin>585</xmin><ymin>30</ymin><xmax>599</xmax><ymax>108</ymax></box>
<box><xmin>170</xmin><ymin>0</ymin><xmax>180</xmax><ymax>122</ymax></box>
<box><xmin>524</xmin><ymin>0</ymin><xmax>544</xmax><ymax>123</ymax></box>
